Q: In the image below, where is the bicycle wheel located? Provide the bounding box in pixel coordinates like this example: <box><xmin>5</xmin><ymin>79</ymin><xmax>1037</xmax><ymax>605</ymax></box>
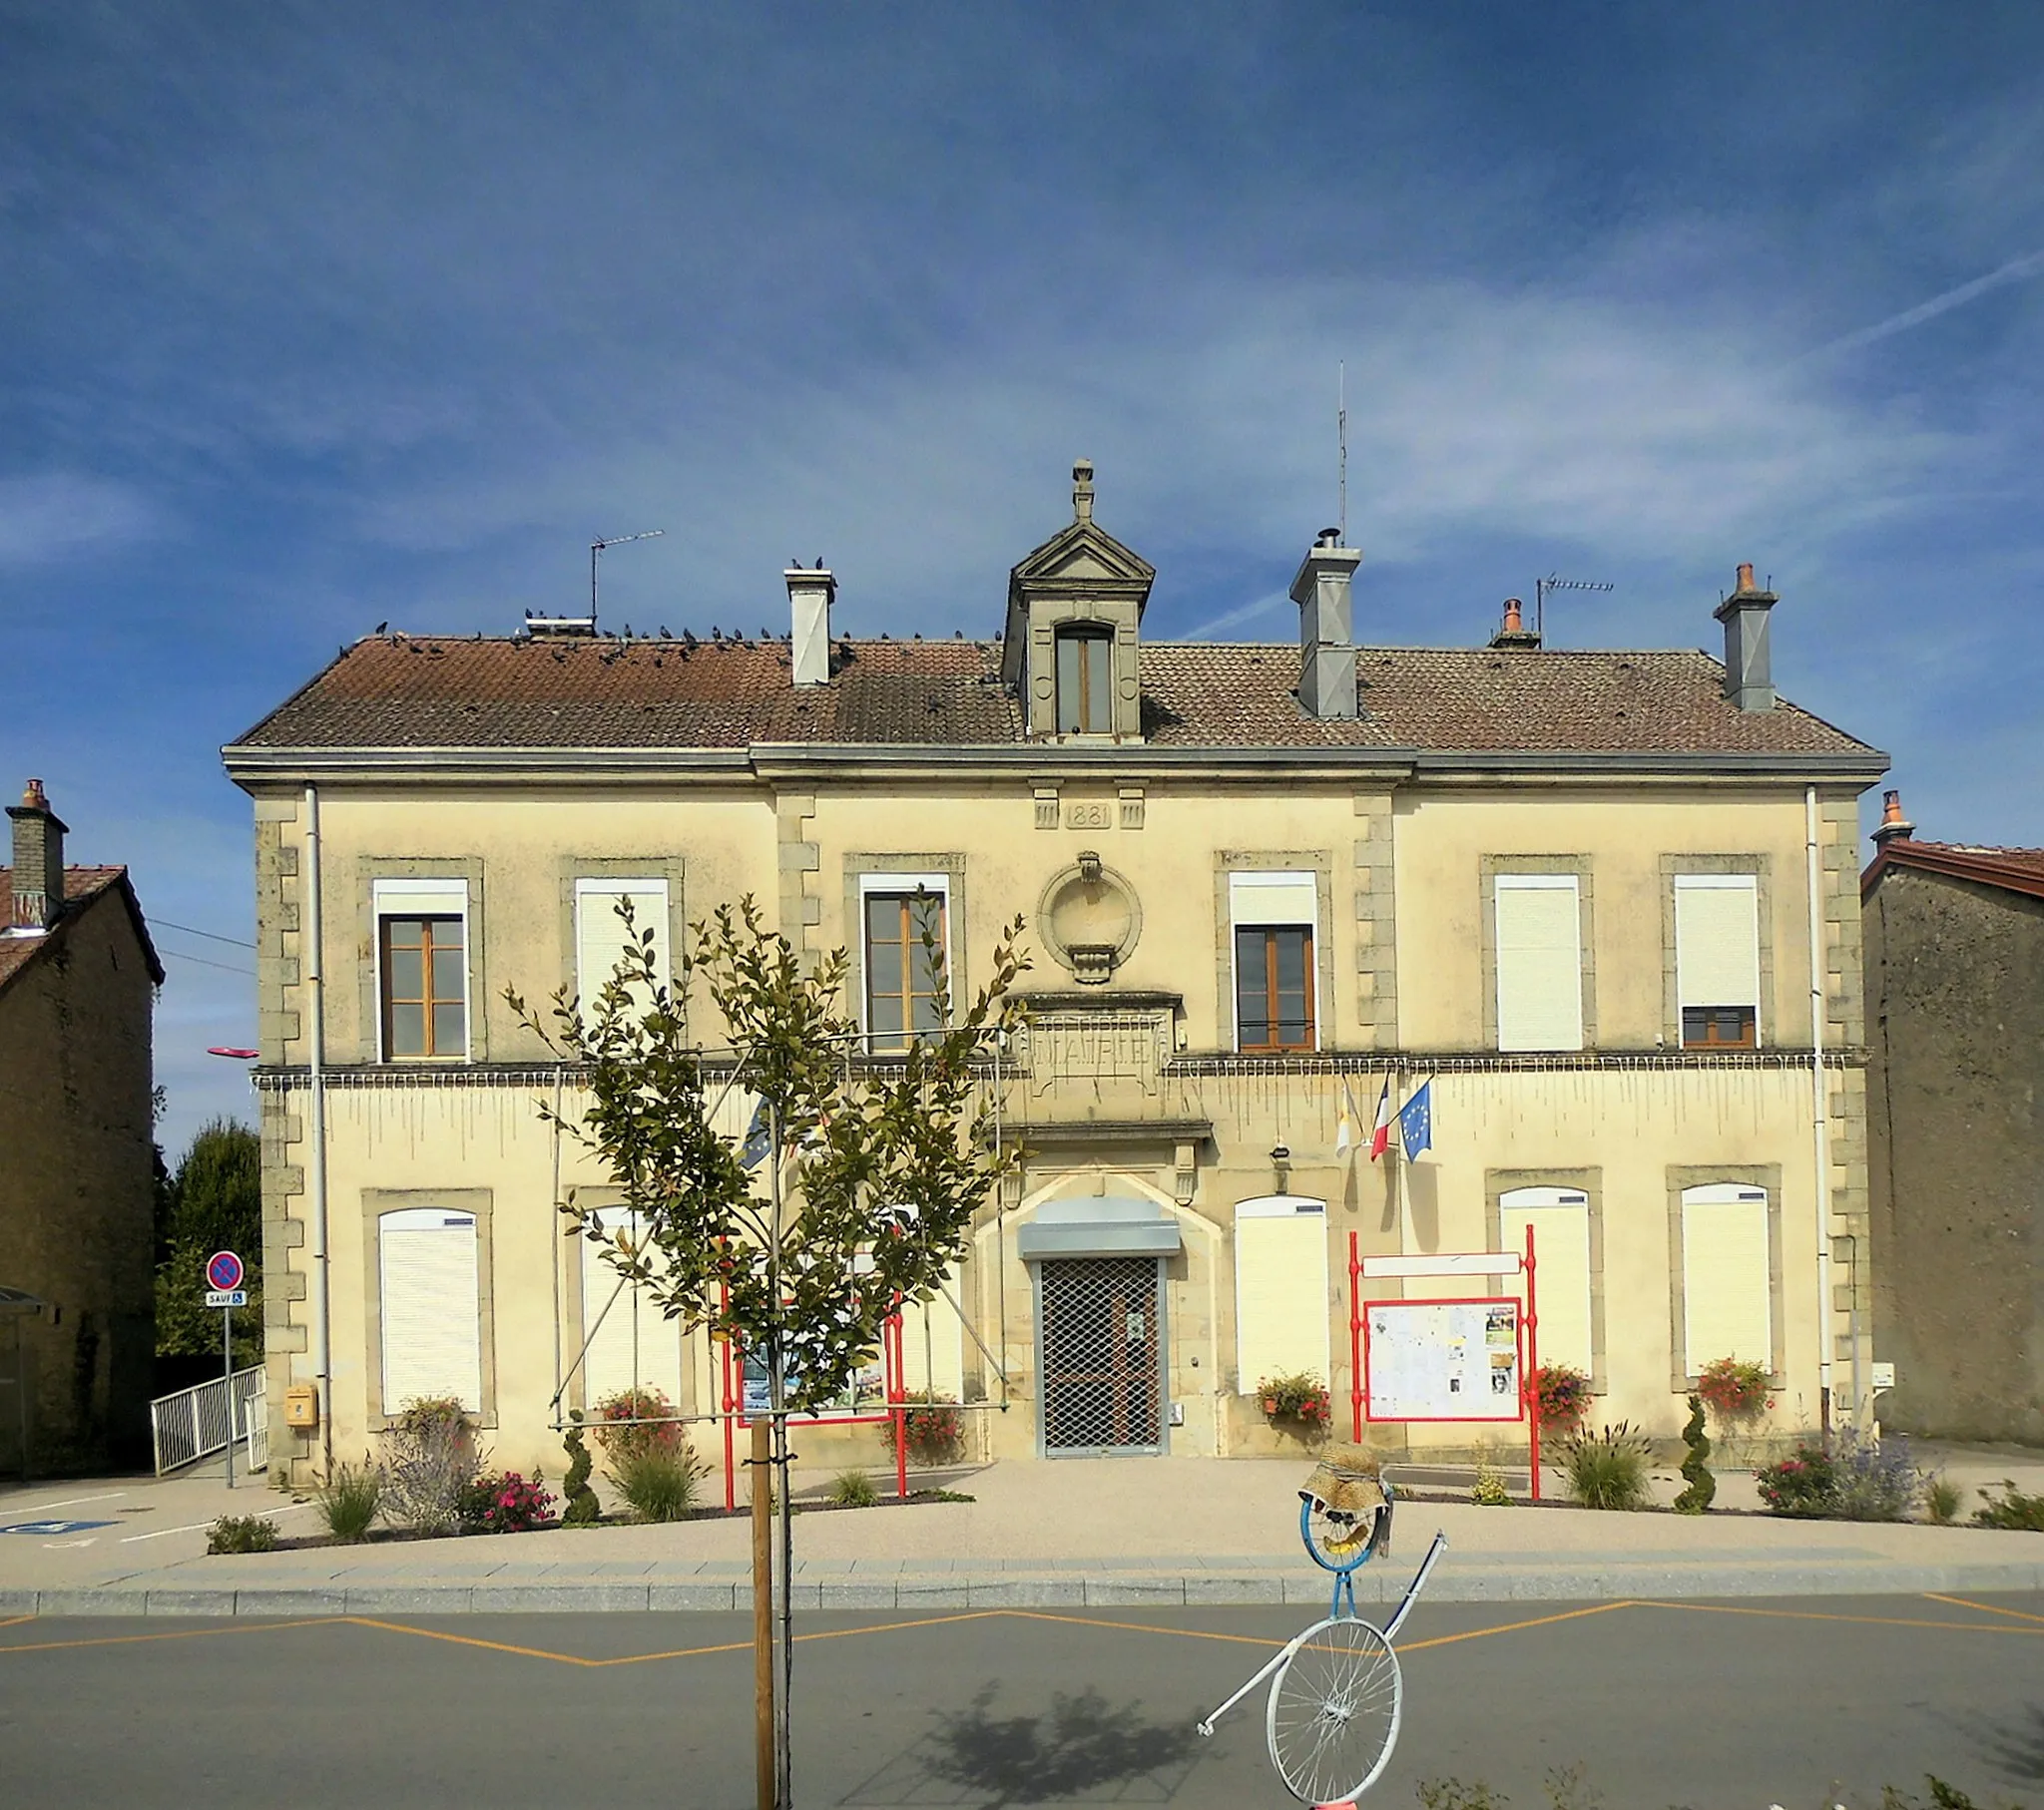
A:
<box><xmin>1265</xmin><ymin>1616</ymin><xmax>1402</xmax><ymax>1805</ymax></box>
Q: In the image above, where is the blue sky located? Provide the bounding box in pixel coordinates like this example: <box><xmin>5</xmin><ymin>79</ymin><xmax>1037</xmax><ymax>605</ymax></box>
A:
<box><xmin>5</xmin><ymin>2</ymin><xmax>2041</xmax><ymax>1154</ymax></box>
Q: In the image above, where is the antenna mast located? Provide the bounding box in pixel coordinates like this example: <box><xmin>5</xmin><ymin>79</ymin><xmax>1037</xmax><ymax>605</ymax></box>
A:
<box><xmin>591</xmin><ymin>529</ymin><xmax>666</xmax><ymax>631</ymax></box>
<box><xmin>1337</xmin><ymin>360</ymin><xmax>1347</xmax><ymax>540</ymax></box>
<box><xmin>1534</xmin><ymin>573</ymin><xmax>1614</xmax><ymax>642</ymax></box>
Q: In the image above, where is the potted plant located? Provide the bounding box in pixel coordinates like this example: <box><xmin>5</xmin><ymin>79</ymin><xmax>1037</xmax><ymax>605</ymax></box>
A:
<box><xmin>1697</xmin><ymin>1357</ymin><xmax>1773</xmax><ymax>1429</ymax></box>
<box><xmin>1533</xmin><ymin>1363</ymin><xmax>1593</xmax><ymax>1439</ymax></box>
<box><xmin>1258</xmin><ymin>1371</ymin><xmax>1332</xmax><ymax>1436</ymax></box>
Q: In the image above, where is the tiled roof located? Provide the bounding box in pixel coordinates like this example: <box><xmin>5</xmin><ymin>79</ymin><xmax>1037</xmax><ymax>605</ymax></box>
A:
<box><xmin>0</xmin><ymin>866</ymin><xmax>162</xmax><ymax>994</ymax></box>
<box><xmin>1862</xmin><ymin>839</ymin><xmax>2044</xmax><ymax>904</ymax></box>
<box><xmin>229</xmin><ymin>633</ymin><xmax>1879</xmax><ymax>761</ymax></box>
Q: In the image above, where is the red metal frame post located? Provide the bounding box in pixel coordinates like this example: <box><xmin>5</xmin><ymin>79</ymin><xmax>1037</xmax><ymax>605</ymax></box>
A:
<box><xmin>1523</xmin><ymin>1221</ymin><xmax>1541</xmax><ymax>1502</ymax></box>
<box><xmin>885</xmin><ymin>1312</ymin><xmax>908</xmax><ymax>1500</ymax></box>
<box><xmin>1348</xmin><ymin>1231</ymin><xmax>1365</xmax><ymax>1442</ymax></box>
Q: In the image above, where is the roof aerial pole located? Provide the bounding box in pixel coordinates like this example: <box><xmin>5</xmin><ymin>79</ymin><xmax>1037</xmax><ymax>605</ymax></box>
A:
<box><xmin>1534</xmin><ymin>573</ymin><xmax>1614</xmax><ymax>643</ymax></box>
<box><xmin>1337</xmin><ymin>360</ymin><xmax>1348</xmax><ymax>542</ymax></box>
<box><xmin>591</xmin><ymin>529</ymin><xmax>665</xmax><ymax>633</ymax></box>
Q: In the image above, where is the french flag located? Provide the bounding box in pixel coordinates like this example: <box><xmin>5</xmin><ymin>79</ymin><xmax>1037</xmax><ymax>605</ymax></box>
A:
<box><xmin>1368</xmin><ymin>1078</ymin><xmax>1393</xmax><ymax>1161</ymax></box>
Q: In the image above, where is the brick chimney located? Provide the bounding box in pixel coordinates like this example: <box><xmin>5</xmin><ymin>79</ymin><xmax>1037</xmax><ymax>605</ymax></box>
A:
<box><xmin>1290</xmin><ymin>528</ymin><xmax>1361</xmax><ymax>720</ymax></box>
<box><xmin>1873</xmin><ymin>788</ymin><xmax>1915</xmax><ymax>848</ymax></box>
<box><xmin>7</xmin><ymin>778</ymin><xmax>67</xmax><ymax>930</ymax></box>
<box><xmin>786</xmin><ymin>561</ymin><xmax>836</xmax><ymax>686</ymax></box>
<box><xmin>1714</xmin><ymin>562</ymin><xmax>1778</xmax><ymax>711</ymax></box>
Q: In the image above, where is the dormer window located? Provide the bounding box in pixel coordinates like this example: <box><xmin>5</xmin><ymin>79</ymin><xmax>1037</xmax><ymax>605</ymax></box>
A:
<box><xmin>1055</xmin><ymin>625</ymin><xmax>1113</xmax><ymax>733</ymax></box>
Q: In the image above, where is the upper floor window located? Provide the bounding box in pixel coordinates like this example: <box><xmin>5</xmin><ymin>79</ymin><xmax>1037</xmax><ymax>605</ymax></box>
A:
<box><xmin>373</xmin><ymin>879</ymin><xmax>468</xmax><ymax>1061</ymax></box>
<box><xmin>1494</xmin><ymin>873</ymin><xmax>1582</xmax><ymax>1053</ymax></box>
<box><xmin>1231</xmin><ymin>872</ymin><xmax>1318</xmax><ymax>1052</ymax></box>
<box><xmin>862</xmin><ymin>879</ymin><xmax>948</xmax><ymax>1051</ymax></box>
<box><xmin>575</xmin><ymin>878</ymin><xmax>670</xmax><ymax>1020</ymax></box>
<box><xmin>1675</xmin><ymin>874</ymin><xmax>1759</xmax><ymax>1049</ymax></box>
<box><xmin>1055</xmin><ymin>625</ymin><xmax>1113</xmax><ymax>733</ymax></box>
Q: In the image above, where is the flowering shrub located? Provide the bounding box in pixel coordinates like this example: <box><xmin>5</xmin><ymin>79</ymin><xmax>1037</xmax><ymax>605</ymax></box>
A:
<box><xmin>1258</xmin><ymin>1372</ymin><xmax>1332</xmax><ymax>1431</ymax></box>
<box><xmin>1756</xmin><ymin>1430</ymin><xmax>1919</xmax><ymax>1522</ymax></box>
<box><xmin>592</xmin><ymin>1387</ymin><xmax>686</xmax><ymax>1463</ymax></box>
<box><xmin>1697</xmin><ymin>1357</ymin><xmax>1773</xmax><ymax>1427</ymax></box>
<box><xmin>1533</xmin><ymin>1364</ymin><xmax>1593</xmax><ymax>1438</ymax></box>
<box><xmin>465</xmin><ymin>1470</ymin><xmax>557</xmax><ymax>1534</ymax></box>
<box><xmin>1755</xmin><ymin>1443</ymin><xmax>1835</xmax><ymax>1517</ymax></box>
<box><xmin>883</xmin><ymin>1392</ymin><xmax>966</xmax><ymax>1467</ymax></box>
<box><xmin>380</xmin><ymin>1396</ymin><xmax>483</xmax><ymax>1535</ymax></box>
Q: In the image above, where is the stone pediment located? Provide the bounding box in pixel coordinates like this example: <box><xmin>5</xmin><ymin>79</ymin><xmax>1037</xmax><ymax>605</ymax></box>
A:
<box><xmin>1009</xmin><ymin>518</ymin><xmax>1157</xmax><ymax>594</ymax></box>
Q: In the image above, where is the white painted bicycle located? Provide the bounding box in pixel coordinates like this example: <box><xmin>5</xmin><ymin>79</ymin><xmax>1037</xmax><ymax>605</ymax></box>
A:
<box><xmin>1196</xmin><ymin>1451</ymin><xmax>1447</xmax><ymax>1805</ymax></box>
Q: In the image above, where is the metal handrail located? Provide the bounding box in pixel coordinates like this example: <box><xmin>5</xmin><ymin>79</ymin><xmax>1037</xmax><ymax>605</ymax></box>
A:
<box><xmin>151</xmin><ymin>1366</ymin><xmax>265</xmax><ymax>1476</ymax></box>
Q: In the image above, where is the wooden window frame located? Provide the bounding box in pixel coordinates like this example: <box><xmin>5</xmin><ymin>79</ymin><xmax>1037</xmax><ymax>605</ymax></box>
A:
<box><xmin>862</xmin><ymin>885</ymin><xmax>949</xmax><ymax>1053</ymax></box>
<box><xmin>1055</xmin><ymin>624</ymin><xmax>1114</xmax><ymax>734</ymax></box>
<box><xmin>378</xmin><ymin>914</ymin><xmax>467</xmax><ymax>1060</ymax></box>
<box><xmin>1234</xmin><ymin>923</ymin><xmax>1316</xmax><ymax>1053</ymax></box>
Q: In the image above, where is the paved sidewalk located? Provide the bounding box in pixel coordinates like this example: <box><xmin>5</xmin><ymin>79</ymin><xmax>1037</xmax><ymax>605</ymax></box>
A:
<box><xmin>4</xmin><ymin>1451</ymin><xmax>2041</xmax><ymax>1615</ymax></box>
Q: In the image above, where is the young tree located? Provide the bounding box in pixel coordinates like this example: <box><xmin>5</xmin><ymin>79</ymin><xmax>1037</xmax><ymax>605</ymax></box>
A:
<box><xmin>155</xmin><ymin>1119</ymin><xmax>263</xmax><ymax>1368</ymax></box>
<box><xmin>508</xmin><ymin>893</ymin><xmax>1026</xmax><ymax>1806</ymax></box>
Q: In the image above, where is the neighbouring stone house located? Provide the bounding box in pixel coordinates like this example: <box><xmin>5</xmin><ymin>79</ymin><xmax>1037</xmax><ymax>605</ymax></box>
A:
<box><xmin>225</xmin><ymin>463</ymin><xmax>1887</xmax><ymax>1483</ymax></box>
<box><xmin>0</xmin><ymin>779</ymin><xmax>162</xmax><ymax>1473</ymax></box>
<box><xmin>1862</xmin><ymin>795</ymin><xmax>2044</xmax><ymax>1444</ymax></box>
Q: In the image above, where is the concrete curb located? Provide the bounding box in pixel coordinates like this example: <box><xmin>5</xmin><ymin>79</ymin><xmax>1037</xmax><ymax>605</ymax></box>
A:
<box><xmin>5</xmin><ymin>1558</ymin><xmax>2040</xmax><ymax>1617</ymax></box>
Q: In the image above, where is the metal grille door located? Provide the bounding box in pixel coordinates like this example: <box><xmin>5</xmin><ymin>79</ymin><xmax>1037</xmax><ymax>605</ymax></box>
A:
<box><xmin>1039</xmin><ymin>1256</ymin><xmax>1164</xmax><ymax>1454</ymax></box>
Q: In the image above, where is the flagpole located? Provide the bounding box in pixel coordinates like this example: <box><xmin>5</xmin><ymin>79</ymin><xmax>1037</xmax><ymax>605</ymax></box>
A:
<box><xmin>1392</xmin><ymin>1064</ymin><xmax>1410</xmax><ymax>1258</ymax></box>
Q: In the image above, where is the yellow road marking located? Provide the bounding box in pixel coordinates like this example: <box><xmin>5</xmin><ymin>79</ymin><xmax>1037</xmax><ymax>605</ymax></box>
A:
<box><xmin>0</xmin><ymin>1617</ymin><xmax>343</xmax><ymax>1656</ymax></box>
<box><xmin>1396</xmin><ymin>1600</ymin><xmax>1638</xmax><ymax>1653</ymax></box>
<box><xmin>345</xmin><ymin>1607</ymin><xmax>1009</xmax><ymax>1669</ymax></box>
<box><xmin>1631</xmin><ymin>1599</ymin><xmax>2044</xmax><ymax>1637</ymax></box>
<box><xmin>339</xmin><ymin>1615</ymin><xmax>616</xmax><ymax>1667</ymax></box>
<box><xmin>0</xmin><ymin>1614</ymin><xmax>35</xmax><ymax>1629</ymax></box>
<box><xmin>1000</xmin><ymin>1608</ymin><xmax>1290</xmax><ymax>1652</ymax></box>
<box><xmin>1922</xmin><ymin>1591</ymin><xmax>2044</xmax><ymax>1627</ymax></box>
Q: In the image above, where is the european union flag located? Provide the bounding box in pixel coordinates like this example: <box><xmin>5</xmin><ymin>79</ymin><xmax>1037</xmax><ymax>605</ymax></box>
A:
<box><xmin>741</xmin><ymin>1099</ymin><xmax>771</xmax><ymax>1170</ymax></box>
<box><xmin>1397</xmin><ymin>1081</ymin><xmax>1433</xmax><ymax>1158</ymax></box>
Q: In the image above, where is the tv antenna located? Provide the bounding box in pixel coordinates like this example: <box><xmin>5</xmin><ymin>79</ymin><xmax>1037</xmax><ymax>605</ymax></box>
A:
<box><xmin>1535</xmin><ymin>573</ymin><xmax>1614</xmax><ymax>642</ymax></box>
<box><xmin>1336</xmin><ymin>360</ymin><xmax>1347</xmax><ymax>540</ymax></box>
<box><xmin>591</xmin><ymin>529</ymin><xmax>665</xmax><ymax>631</ymax></box>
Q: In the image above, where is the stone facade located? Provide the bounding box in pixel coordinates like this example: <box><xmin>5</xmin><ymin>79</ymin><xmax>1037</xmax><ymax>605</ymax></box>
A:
<box><xmin>1864</xmin><ymin>849</ymin><xmax>2044</xmax><ymax>1443</ymax></box>
<box><xmin>0</xmin><ymin>790</ymin><xmax>161</xmax><ymax>1474</ymax></box>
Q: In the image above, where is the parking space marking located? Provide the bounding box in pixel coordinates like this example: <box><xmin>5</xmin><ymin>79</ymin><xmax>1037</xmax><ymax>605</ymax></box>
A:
<box><xmin>349</xmin><ymin>1607</ymin><xmax>1007</xmax><ymax>1669</ymax></box>
<box><xmin>1633</xmin><ymin>1598</ymin><xmax>2044</xmax><ymax>1638</ymax></box>
<box><xmin>1921</xmin><ymin>1591</ymin><xmax>2044</xmax><ymax>1626</ymax></box>
<box><xmin>2</xmin><ymin>1596</ymin><xmax>2039</xmax><ymax>1670</ymax></box>
<box><xmin>0</xmin><ymin>1617</ymin><xmax>344</xmax><ymax>1656</ymax></box>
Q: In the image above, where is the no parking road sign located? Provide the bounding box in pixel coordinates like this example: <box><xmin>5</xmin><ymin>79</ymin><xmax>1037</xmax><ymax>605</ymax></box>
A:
<box><xmin>206</xmin><ymin>1250</ymin><xmax>245</xmax><ymax>1292</ymax></box>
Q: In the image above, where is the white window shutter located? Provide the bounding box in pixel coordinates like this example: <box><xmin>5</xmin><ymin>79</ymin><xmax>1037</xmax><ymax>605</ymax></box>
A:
<box><xmin>1500</xmin><ymin>1189</ymin><xmax>1593</xmax><ymax>1376</ymax></box>
<box><xmin>379</xmin><ymin>1208</ymin><xmax>483</xmax><ymax>1414</ymax></box>
<box><xmin>1676</xmin><ymin>876</ymin><xmax>1760</xmax><ymax>1010</ymax></box>
<box><xmin>580</xmin><ymin>1208</ymin><xmax>683</xmax><ymax>1410</ymax></box>
<box><xmin>576</xmin><ymin>880</ymin><xmax>670</xmax><ymax>1017</ymax></box>
<box><xmin>1234</xmin><ymin>1197</ymin><xmax>1330</xmax><ymax>1391</ymax></box>
<box><xmin>1495</xmin><ymin>877</ymin><xmax>1583</xmax><ymax>1052</ymax></box>
<box><xmin>1681</xmin><ymin>1185</ymin><xmax>1772</xmax><ymax>1372</ymax></box>
<box><xmin>1230</xmin><ymin>872</ymin><xmax>1318</xmax><ymax>929</ymax></box>
<box><xmin>897</xmin><ymin>1272</ymin><xmax>965</xmax><ymax>1401</ymax></box>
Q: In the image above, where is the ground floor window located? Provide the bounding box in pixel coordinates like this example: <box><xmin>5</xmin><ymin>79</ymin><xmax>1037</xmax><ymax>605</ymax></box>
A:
<box><xmin>378</xmin><ymin>1206</ymin><xmax>483</xmax><ymax>1414</ymax></box>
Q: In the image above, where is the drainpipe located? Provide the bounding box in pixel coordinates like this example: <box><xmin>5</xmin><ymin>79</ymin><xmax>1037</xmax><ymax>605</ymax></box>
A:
<box><xmin>1804</xmin><ymin>786</ymin><xmax>1834</xmax><ymax>1431</ymax></box>
<box><xmin>304</xmin><ymin>783</ymin><xmax>333</xmax><ymax>1479</ymax></box>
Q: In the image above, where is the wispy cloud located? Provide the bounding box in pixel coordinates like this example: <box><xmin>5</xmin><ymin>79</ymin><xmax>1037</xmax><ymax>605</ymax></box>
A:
<box><xmin>0</xmin><ymin>472</ymin><xmax>163</xmax><ymax>566</ymax></box>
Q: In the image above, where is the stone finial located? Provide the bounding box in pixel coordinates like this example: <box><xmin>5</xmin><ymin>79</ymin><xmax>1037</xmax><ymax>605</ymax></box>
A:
<box><xmin>1073</xmin><ymin>459</ymin><xmax>1095</xmax><ymax>524</ymax></box>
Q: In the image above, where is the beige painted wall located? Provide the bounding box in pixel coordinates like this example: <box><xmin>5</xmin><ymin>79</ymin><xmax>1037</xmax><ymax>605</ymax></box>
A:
<box><xmin>245</xmin><ymin>768</ymin><xmax>1872</xmax><ymax>1477</ymax></box>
